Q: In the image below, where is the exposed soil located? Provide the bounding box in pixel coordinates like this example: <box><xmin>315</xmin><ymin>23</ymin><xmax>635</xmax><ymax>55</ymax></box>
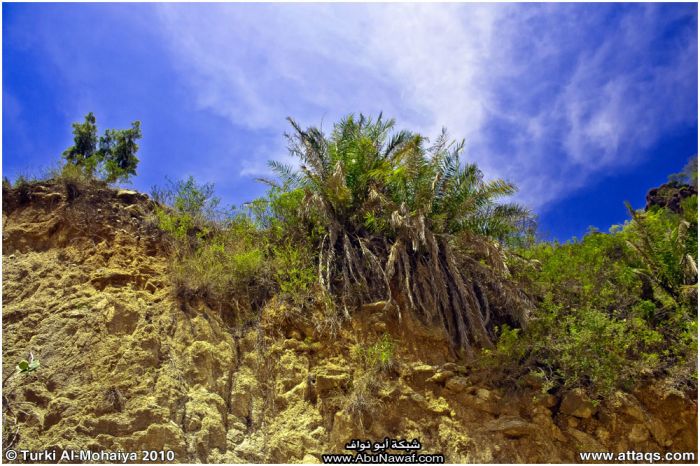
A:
<box><xmin>2</xmin><ymin>182</ymin><xmax>697</xmax><ymax>463</ymax></box>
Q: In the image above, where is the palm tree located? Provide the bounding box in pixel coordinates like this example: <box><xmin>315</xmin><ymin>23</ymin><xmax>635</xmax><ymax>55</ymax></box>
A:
<box><xmin>268</xmin><ymin>114</ymin><xmax>532</xmax><ymax>355</ymax></box>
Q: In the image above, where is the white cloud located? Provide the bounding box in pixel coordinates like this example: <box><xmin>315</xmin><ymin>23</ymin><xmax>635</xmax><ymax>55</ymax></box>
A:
<box><xmin>154</xmin><ymin>3</ymin><xmax>697</xmax><ymax>210</ymax></box>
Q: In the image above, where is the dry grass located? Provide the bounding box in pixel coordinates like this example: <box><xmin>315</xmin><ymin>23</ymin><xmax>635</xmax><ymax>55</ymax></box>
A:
<box><xmin>344</xmin><ymin>371</ymin><xmax>382</xmax><ymax>424</ymax></box>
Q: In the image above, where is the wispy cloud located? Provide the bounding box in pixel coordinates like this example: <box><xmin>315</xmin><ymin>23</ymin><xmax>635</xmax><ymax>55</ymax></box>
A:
<box><xmin>154</xmin><ymin>3</ymin><xmax>697</xmax><ymax>210</ymax></box>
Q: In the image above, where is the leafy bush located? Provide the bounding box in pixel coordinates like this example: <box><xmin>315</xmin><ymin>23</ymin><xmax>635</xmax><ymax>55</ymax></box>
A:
<box><xmin>487</xmin><ymin>194</ymin><xmax>698</xmax><ymax>397</ymax></box>
<box><xmin>624</xmin><ymin>202</ymin><xmax>697</xmax><ymax>307</ymax></box>
<box><xmin>351</xmin><ymin>334</ymin><xmax>396</xmax><ymax>372</ymax></box>
<box><xmin>170</xmin><ymin>233</ymin><xmax>267</xmax><ymax>309</ymax></box>
<box><xmin>154</xmin><ymin>175</ymin><xmax>339</xmax><ymax>320</ymax></box>
<box><xmin>271</xmin><ymin>243</ymin><xmax>317</xmax><ymax>302</ymax></box>
<box><xmin>153</xmin><ymin>177</ymin><xmax>271</xmax><ymax>317</ymax></box>
<box><xmin>153</xmin><ymin>176</ymin><xmax>220</xmax><ymax>244</ymax></box>
<box><xmin>45</xmin><ymin>161</ymin><xmax>103</xmax><ymax>199</ymax></box>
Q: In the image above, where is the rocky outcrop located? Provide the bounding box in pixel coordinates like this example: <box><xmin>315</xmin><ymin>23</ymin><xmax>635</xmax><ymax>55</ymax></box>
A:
<box><xmin>2</xmin><ymin>182</ymin><xmax>698</xmax><ymax>463</ymax></box>
<box><xmin>645</xmin><ymin>182</ymin><xmax>697</xmax><ymax>213</ymax></box>
<box><xmin>560</xmin><ymin>388</ymin><xmax>597</xmax><ymax>419</ymax></box>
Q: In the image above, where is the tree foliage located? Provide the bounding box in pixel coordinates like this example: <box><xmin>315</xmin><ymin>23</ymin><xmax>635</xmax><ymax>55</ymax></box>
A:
<box><xmin>62</xmin><ymin>112</ymin><xmax>142</xmax><ymax>183</ymax></box>
<box><xmin>62</xmin><ymin>112</ymin><xmax>98</xmax><ymax>168</ymax></box>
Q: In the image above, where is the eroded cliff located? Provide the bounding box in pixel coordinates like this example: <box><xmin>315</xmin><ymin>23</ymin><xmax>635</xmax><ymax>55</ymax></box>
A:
<box><xmin>2</xmin><ymin>182</ymin><xmax>697</xmax><ymax>463</ymax></box>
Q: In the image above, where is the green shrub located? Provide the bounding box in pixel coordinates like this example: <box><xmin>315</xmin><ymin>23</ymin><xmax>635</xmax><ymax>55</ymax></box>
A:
<box><xmin>272</xmin><ymin>243</ymin><xmax>317</xmax><ymax>301</ymax></box>
<box><xmin>171</xmin><ymin>235</ymin><xmax>265</xmax><ymax>299</ymax></box>
<box><xmin>153</xmin><ymin>177</ymin><xmax>272</xmax><ymax>315</ymax></box>
<box><xmin>511</xmin><ymin>229</ymin><xmax>642</xmax><ymax>313</ymax></box>
<box><xmin>491</xmin><ymin>195</ymin><xmax>698</xmax><ymax>397</ymax></box>
<box><xmin>172</xmin><ymin>214</ymin><xmax>270</xmax><ymax>308</ymax></box>
<box><xmin>12</xmin><ymin>173</ymin><xmax>37</xmax><ymax>188</ymax></box>
<box><xmin>624</xmin><ymin>202</ymin><xmax>697</xmax><ymax>306</ymax></box>
<box><xmin>351</xmin><ymin>334</ymin><xmax>396</xmax><ymax>372</ymax></box>
<box><xmin>344</xmin><ymin>334</ymin><xmax>396</xmax><ymax>424</ymax></box>
<box><xmin>246</xmin><ymin>185</ymin><xmax>332</xmax><ymax>308</ymax></box>
<box><xmin>251</xmin><ymin>186</ymin><xmax>314</xmax><ymax>238</ymax></box>
<box><xmin>484</xmin><ymin>303</ymin><xmax>665</xmax><ymax>397</ymax></box>
<box><xmin>153</xmin><ymin>176</ymin><xmax>220</xmax><ymax>244</ymax></box>
<box><xmin>46</xmin><ymin>161</ymin><xmax>102</xmax><ymax>196</ymax></box>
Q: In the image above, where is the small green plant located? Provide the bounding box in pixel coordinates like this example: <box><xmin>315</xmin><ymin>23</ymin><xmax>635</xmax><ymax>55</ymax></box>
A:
<box><xmin>2</xmin><ymin>353</ymin><xmax>41</xmax><ymax>451</ymax></box>
<box><xmin>352</xmin><ymin>334</ymin><xmax>396</xmax><ymax>372</ymax></box>
<box><xmin>16</xmin><ymin>359</ymin><xmax>40</xmax><ymax>374</ymax></box>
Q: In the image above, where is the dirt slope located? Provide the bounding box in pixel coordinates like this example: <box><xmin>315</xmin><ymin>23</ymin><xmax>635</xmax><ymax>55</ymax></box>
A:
<box><xmin>2</xmin><ymin>182</ymin><xmax>697</xmax><ymax>463</ymax></box>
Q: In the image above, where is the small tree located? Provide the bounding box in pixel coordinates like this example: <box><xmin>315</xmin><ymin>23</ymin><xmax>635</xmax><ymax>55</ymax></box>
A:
<box><xmin>97</xmin><ymin>122</ymin><xmax>142</xmax><ymax>182</ymax></box>
<box><xmin>62</xmin><ymin>112</ymin><xmax>99</xmax><ymax>175</ymax></box>
<box><xmin>266</xmin><ymin>114</ymin><xmax>533</xmax><ymax>354</ymax></box>
<box><xmin>62</xmin><ymin>113</ymin><xmax>142</xmax><ymax>183</ymax></box>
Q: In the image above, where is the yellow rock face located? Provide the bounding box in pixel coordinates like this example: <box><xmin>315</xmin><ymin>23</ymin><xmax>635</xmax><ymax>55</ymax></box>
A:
<box><xmin>2</xmin><ymin>182</ymin><xmax>697</xmax><ymax>463</ymax></box>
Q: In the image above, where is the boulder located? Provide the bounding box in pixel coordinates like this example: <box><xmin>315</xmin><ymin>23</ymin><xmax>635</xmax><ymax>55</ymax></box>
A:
<box><xmin>313</xmin><ymin>366</ymin><xmax>350</xmax><ymax>396</ymax></box>
<box><xmin>373</xmin><ymin>321</ymin><xmax>387</xmax><ymax>332</ymax></box>
<box><xmin>612</xmin><ymin>392</ymin><xmax>646</xmax><ymax>422</ymax></box>
<box><xmin>560</xmin><ymin>388</ymin><xmax>596</xmax><ymax>419</ymax></box>
<box><xmin>485</xmin><ymin>417</ymin><xmax>535</xmax><ymax>438</ymax></box>
<box><xmin>410</xmin><ymin>363</ymin><xmax>435</xmax><ymax>375</ymax></box>
<box><xmin>461</xmin><ymin>394</ymin><xmax>499</xmax><ymax>415</ymax></box>
<box><xmin>532</xmin><ymin>393</ymin><xmax>558</xmax><ymax>409</ymax></box>
<box><xmin>426</xmin><ymin>396</ymin><xmax>452</xmax><ymax>416</ymax></box>
<box><xmin>445</xmin><ymin>376</ymin><xmax>469</xmax><ymax>393</ymax></box>
<box><xmin>427</xmin><ymin>370</ymin><xmax>454</xmax><ymax>384</ymax></box>
<box><xmin>567</xmin><ymin>428</ymin><xmax>604</xmax><ymax>451</ymax></box>
<box><xmin>645</xmin><ymin>182</ymin><xmax>697</xmax><ymax>213</ymax></box>
<box><xmin>628</xmin><ymin>424</ymin><xmax>650</xmax><ymax>444</ymax></box>
<box><xmin>442</xmin><ymin>362</ymin><xmax>459</xmax><ymax>372</ymax></box>
<box><xmin>116</xmin><ymin>189</ymin><xmax>142</xmax><ymax>204</ymax></box>
<box><xmin>476</xmin><ymin>388</ymin><xmax>492</xmax><ymax>401</ymax></box>
<box><xmin>35</xmin><ymin>192</ymin><xmax>64</xmax><ymax>204</ymax></box>
<box><xmin>645</xmin><ymin>417</ymin><xmax>672</xmax><ymax>446</ymax></box>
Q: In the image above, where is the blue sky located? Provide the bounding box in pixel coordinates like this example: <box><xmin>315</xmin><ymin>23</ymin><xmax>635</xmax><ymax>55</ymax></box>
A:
<box><xmin>3</xmin><ymin>2</ymin><xmax>697</xmax><ymax>241</ymax></box>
